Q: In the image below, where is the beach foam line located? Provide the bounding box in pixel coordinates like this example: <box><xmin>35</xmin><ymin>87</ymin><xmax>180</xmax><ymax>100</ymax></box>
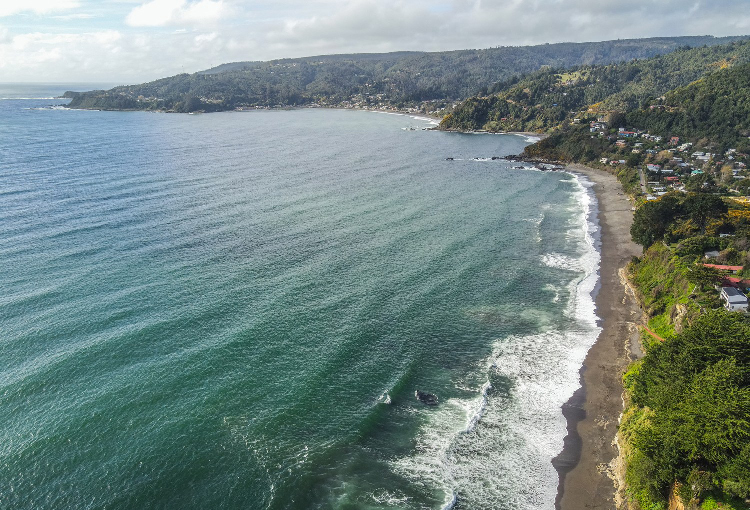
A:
<box><xmin>390</xmin><ymin>170</ymin><xmax>603</xmax><ymax>509</ymax></box>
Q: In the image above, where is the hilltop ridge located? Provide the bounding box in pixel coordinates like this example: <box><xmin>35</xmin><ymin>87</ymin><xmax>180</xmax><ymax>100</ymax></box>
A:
<box><xmin>64</xmin><ymin>35</ymin><xmax>748</xmax><ymax>114</ymax></box>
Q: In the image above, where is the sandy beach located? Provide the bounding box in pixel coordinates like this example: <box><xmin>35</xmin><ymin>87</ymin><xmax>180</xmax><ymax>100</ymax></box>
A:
<box><xmin>553</xmin><ymin>163</ymin><xmax>643</xmax><ymax>509</ymax></box>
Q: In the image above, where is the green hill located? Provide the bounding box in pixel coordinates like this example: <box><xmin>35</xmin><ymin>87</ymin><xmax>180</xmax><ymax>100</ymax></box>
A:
<box><xmin>440</xmin><ymin>40</ymin><xmax>750</xmax><ymax>133</ymax></box>
<box><xmin>65</xmin><ymin>35</ymin><xmax>747</xmax><ymax>113</ymax></box>
<box><xmin>626</xmin><ymin>61</ymin><xmax>750</xmax><ymax>148</ymax></box>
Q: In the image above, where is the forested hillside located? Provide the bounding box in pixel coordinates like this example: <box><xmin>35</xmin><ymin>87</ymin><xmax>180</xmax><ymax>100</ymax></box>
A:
<box><xmin>64</xmin><ymin>35</ymin><xmax>746</xmax><ymax>113</ymax></box>
<box><xmin>440</xmin><ymin>40</ymin><xmax>750</xmax><ymax>133</ymax></box>
<box><xmin>626</xmin><ymin>62</ymin><xmax>750</xmax><ymax>147</ymax></box>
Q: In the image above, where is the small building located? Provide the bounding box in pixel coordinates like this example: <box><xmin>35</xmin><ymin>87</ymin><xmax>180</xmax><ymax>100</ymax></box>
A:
<box><xmin>704</xmin><ymin>250</ymin><xmax>720</xmax><ymax>259</ymax></box>
<box><xmin>720</xmin><ymin>287</ymin><xmax>748</xmax><ymax>312</ymax></box>
<box><xmin>670</xmin><ymin>136</ymin><xmax>680</xmax><ymax>145</ymax></box>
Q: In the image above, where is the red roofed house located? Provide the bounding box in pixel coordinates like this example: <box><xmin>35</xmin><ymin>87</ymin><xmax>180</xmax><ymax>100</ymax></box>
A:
<box><xmin>704</xmin><ymin>264</ymin><xmax>744</xmax><ymax>274</ymax></box>
<box><xmin>720</xmin><ymin>276</ymin><xmax>750</xmax><ymax>292</ymax></box>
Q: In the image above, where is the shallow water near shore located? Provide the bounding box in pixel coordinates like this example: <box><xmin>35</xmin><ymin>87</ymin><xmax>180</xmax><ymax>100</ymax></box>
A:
<box><xmin>0</xmin><ymin>87</ymin><xmax>600</xmax><ymax>509</ymax></box>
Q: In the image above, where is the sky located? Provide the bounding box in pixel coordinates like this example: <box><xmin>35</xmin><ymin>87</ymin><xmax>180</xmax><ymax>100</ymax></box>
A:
<box><xmin>2</xmin><ymin>0</ymin><xmax>750</xmax><ymax>84</ymax></box>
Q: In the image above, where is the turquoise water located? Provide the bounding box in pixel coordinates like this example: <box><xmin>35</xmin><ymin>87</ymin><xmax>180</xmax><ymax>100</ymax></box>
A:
<box><xmin>0</xmin><ymin>88</ymin><xmax>600</xmax><ymax>509</ymax></box>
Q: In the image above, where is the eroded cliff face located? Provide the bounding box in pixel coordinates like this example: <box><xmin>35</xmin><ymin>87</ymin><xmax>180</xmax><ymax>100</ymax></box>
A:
<box><xmin>668</xmin><ymin>483</ymin><xmax>701</xmax><ymax>510</ymax></box>
<box><xmin>611</xmin><ymin>431</ymin><xmax>628</xmax><ymax>509</ymax></box>
<box><xmin>670</xmin><ymin>303</ymin><xmax>689</xmax><ymax>334</ymax></box>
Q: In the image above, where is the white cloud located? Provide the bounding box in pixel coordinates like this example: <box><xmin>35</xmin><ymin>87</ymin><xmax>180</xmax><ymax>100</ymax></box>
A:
<box><xmin>125</xmin><ymin>0</ymin><xmax>227</xmax><ymax>27</ymax></box>
<box><xmin>0</xmin><ymin>28</ymin><xmax>230</xmax><ymax>82</ymax></box>
<box><xmin>0</xmin><ymin>0</ymin><xmax>80</xmax><ymax>17</ymax></box>
<box><xmin>53</xmin><ymin>13</ymin><xmax>97</xmax><ymax>20</ymax></box>
<box><xmin>194</xmin><ymin>32</ymin><xmax>217</xmax><ymax>44</ymax></box>
<box><xmin>3</xmin><ymin>0</ymin><xmax>750</xmax><ymax>83</ymax></box>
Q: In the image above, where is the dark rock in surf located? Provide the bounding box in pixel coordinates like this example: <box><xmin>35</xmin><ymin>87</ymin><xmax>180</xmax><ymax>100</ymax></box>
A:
<box><xmin>415</xmin><ymin>390</ymin><xmax>439</xmax><ymax>406</ymax></box>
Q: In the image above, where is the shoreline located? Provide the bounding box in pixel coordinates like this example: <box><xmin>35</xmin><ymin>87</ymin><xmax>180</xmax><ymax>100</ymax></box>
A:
<box><xmin>553</xmin><ymin>163</ymin><xmax>643</xmax><ymax>509</ymax></box>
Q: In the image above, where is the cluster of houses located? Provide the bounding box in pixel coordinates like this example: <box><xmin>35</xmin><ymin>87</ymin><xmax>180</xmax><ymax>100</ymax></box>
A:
<box><xmin>588</xmin><ymin>120</ymin><xmax>750</xmax><ymax>199</ymax></box>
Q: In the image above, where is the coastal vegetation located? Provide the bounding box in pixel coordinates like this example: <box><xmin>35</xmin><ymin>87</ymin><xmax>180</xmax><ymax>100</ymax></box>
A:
<box><xmin>64</xmin><ymin>36</ymin><xmax>747</xmax><ymax>114</ymax></box>
<box><xmin>440</xmin><ymin>40</ymin><xmax>750</xmax><ymax>135</ymax></box>
<box><xmin>622</xmin><ymin>190</ymin><xmax>750</xmax><ymax>509</ymax></box>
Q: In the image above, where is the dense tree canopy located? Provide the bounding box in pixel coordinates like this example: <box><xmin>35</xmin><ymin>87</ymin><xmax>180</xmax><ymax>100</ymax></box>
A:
<box><xmin>630</xmin><ymin>194</ymin><xmax>683</xmax><ymax>247</ymax></box>
<box><xmin>625</xmin><ymin>311</ymin><xmax>750</xmax><ymax>501</ymax></box>
<box><xmin>440</xmin><ymin>40</ymin><xmax>750</xmax><ymax>134</ymax></box>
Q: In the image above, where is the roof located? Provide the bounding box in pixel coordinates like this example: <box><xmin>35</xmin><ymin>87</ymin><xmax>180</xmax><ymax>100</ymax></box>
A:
<box><xmin>704</xmin><ymin>264</ymin><xmax>744</xmax><ymax>271</ymax></box>
<box><xmin>721</xmin><ymin>287</ymin><xmax>748</xmax><ymax>303</ymax></box>
<box><xmin>721</xmin><ymin>276</ymin><xmax>750</xmax><ymax>287</ymax></box>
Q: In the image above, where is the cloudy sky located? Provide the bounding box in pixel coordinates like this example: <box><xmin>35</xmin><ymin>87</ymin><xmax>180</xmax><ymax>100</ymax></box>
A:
<box><xmin>2</xmin><ymin>0</ymin><xmax>750</xmax><ymax>84</ymax></box>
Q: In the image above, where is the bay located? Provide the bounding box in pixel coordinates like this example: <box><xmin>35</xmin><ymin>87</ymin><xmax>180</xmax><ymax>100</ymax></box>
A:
<box><xmin>0</xmin><ymin>89</ymin><xmax>600</xmax><ymax>509</ymax></box>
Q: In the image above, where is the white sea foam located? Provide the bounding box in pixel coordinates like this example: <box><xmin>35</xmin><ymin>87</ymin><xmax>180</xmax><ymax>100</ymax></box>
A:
<box><xmin>543</xmin><ymin>283</ymin><xmax>561</xmax><ymax>303</ymax></box>
<box><xmin>540</xmin><ymin>252</ymin><xmax>582</xmax><ymax>271</ymax></box>
<box><xmin>392</xmin><ymin>172</ymin><xmax>601</xmax><ymax>508</ymax></box>
<box><xmin>370</xmin><ymin>489</ymin><xmax>410</xmax><ymax>505</ymax></box>
<box><xmin>513</xmin><ymin>133</ymin><xmax>542</xmax><ymax>143</ymax></box>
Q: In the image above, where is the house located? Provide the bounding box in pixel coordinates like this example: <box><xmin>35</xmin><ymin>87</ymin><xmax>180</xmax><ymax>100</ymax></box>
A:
<box><xmin>703</xmin><ymin>264</ymin><xmax>744</xmax><ymax>274</ymax></box>
<box><xmin>720</xmin><ymin>287</ymin><xmax>748</xmax><ymax>312</ymax></box>
<box><xmin>704</xmin><ymin>250</ymin><xmax>720</xmax><ymax>259</ymax></box>
<box><xmin>670</xmin><ymin>136</ymin><xmax>680</xmax><ymax>145</ymax></box>
<box><xmin>647</xmin><ymin>164</ymin><xmax>662</xmax><ymax>172</ymax></box>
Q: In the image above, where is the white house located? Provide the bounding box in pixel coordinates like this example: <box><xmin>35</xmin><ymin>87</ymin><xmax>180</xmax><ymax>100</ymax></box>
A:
<box><xmin>720</xmin><ymin>287</ymin><xmax>749</xmax><ymax>312</ymax></box>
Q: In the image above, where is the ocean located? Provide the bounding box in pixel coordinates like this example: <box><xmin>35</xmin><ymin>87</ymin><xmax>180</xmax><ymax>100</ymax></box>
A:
<box><xmin>0</xmin><ymin>85</ymin><xmax>601</xmax><ymax>509</ymax></box>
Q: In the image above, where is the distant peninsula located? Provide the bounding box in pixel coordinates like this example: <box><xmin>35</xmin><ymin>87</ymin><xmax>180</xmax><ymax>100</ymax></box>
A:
<box><xmin>64</xmin><ymin>35</ymin><xmax>748</xmax><ymax>115</ymax></box>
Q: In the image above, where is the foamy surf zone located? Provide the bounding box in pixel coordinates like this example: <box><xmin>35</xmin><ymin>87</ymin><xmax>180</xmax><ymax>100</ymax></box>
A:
<box><xmin>391</xmin><ymin>173</ymin><xmax>602</xmax><ymax>509</ymax></box>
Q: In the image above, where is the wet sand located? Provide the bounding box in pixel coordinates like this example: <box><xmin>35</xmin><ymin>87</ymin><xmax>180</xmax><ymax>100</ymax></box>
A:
<box><xmin>553</xmin><ymin>163</ymin><xmax>643</xmax><ymax>509</ymax></box>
